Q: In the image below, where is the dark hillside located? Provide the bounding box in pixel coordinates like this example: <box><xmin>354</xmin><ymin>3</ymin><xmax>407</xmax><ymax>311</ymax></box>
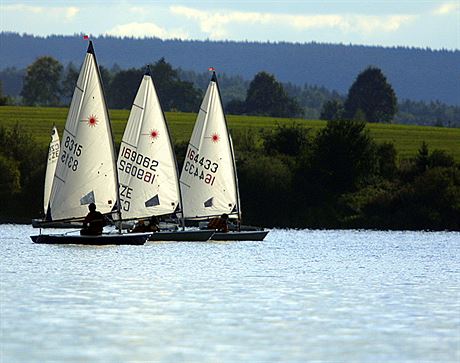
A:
<box><xmin>1</xmin><ymin>32</ymin><xmax>459</xmax><ymax>105</ymax></box>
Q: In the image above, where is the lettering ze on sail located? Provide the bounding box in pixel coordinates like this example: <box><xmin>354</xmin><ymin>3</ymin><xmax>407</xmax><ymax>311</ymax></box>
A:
<box><xmin>61</xmin><ymin>135</ymin><xmax>82</xmax><ymax>171</ymax></box>
<box><xmin>118</xmin><ymin>146</ymin><xmax>158</xmax><ymax>184</ymax></box>
<box><xmin>119</xmin><ymin>184</ymin><xmax>133</xmax><ymax>211</ymax></box>
<box><xmin>184</xmin><ymin>149</ymin><xmax>218</xmax><ymax>185</ymax></box>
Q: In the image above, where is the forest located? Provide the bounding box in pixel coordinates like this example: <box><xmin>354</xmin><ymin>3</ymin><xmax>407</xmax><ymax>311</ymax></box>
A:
<box><xmin>1</xmin><ymin>57</ymin><xmax>460</xmax><ymax>127</ymax></box>
<box><xmin>1</xmin><ymin>119</ymin><xmax>459</xmax><ymax>230</ymax></box>
<box><xmin>1</xmin><ymin>32</ymin><xmax>459</xmax><ymax>105</ymax></box>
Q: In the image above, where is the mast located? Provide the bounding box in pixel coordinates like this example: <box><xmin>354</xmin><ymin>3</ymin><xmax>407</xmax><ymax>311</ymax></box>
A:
<box><xmin>212</xmin><ymin>71</ymin><xmax>242</xmax><ymax>226</ymax></box>
<box><xmin>88</xmin><ymin>40</ymin><xmax>123</xmax><ymax>232</ymax></box>
<box><xmin>147</xmin><ymin>66</ymin><xmax>186</xmax><ymax>231</ymax></box>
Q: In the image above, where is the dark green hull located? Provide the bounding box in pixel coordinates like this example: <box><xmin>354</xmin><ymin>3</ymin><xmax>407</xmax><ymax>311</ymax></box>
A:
<box><xmin>31</xmin><ymin>233</ymin><xmax>150</xmax><ymax>245</ymax></box>
<box><xmin>211</xmin><ymin>230</ymin><xmax>269</xmax><ymax>241</ymax></box>
<box><xmin>148</xmin><ymin>230</ymin><xmax>214</xmax><ymax>241</ymax></box>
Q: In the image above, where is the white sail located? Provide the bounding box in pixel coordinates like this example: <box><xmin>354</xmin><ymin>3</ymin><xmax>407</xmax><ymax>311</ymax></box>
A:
<box><xmin>43</xmin><ymin>126</ymin><xmax>60</xmax><ymax>215</ymax></box>
<box><xmin>179</xmin><ymin>73</ymin><xmax>239</xmax><ymax>219</ymax></box>
<box><xmin>117</xmin><ymin>71</ymin><xmax>180</xmax><ymax>219</ymax></box>
<box><xmin>49</xmin><ymin>42</ymin><xmax>118</xmax><ymax>221</ymax></box>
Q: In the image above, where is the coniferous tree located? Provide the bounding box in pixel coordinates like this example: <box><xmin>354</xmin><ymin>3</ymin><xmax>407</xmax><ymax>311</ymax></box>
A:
<box><xmin>344</xmin><ymin>67</ymin><xmax>397</xmax><ymax>123</ymax></box>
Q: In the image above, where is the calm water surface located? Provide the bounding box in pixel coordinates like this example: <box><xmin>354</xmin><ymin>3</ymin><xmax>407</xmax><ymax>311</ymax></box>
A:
<box><xmin>1</xmin><ymin>225</ymin><xmax>459</xmax><ymax>362</ymax></box>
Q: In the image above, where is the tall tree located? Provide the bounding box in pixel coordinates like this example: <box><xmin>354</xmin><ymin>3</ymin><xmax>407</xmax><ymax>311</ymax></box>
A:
<box><xmin>0</xmin><ymin>80</ymin><xmax>10</xmax><ymax>106</ymax></box>
<box><xmin>21</xmin><ymin>56</ymin><xmax>63</xmax><ymax>106</ymax></box>
<box><xmin>150</xmin><ymin>58</ymin><xmax>201</xmax><ymax>112</ymax></box>
<box><xmin>320</xmin><ymin>99</ymin><xmax>344</xmax><ymax>121</ymax></box>
<box><xmin>344</xmin><ymin>67</ymin><xmax>397</xmax><ymax>123</ymax></box>
<box><xmin>106</xmin><ymin>59</ymin><xmax>201</xmax><ymax>111</ymax></box>
<box><xmin>106</xmin><ymin>68</ymin><xmax>143</xmax><ymax>109</ymax></box>
<box><xmin>308</xmin><ymin>120</ymin><xmax>377</xmax><ymax>195</ymax></box>
<box><xmin>61</xmin><ymin>62</ymin><xmax>79</xmax><ymax>102</ymax></box>
<box><xmin>245</xmin><ymin>71</ymin><xmax>303</xmax><ymax>118</ymax></box>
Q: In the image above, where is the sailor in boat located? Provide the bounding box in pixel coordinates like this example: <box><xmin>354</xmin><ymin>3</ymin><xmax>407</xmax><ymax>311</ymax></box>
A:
<box><xmin>80</xmin><ymin>203</ymin><xmax>106</xmax><ymax>236</ymax></box>
<box><xmin>207</xmin><ymin>213</ymin><xmax>229</xmax><ymax>233</ymax></box>
<box><xmin>132</xmin><ymin>216</ymin><xmax>160</xmax><ymax>233</ymax></box>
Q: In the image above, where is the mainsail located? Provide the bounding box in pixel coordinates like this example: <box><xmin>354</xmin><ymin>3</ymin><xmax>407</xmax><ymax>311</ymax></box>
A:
<box><xmin>43</xmin><ymin>126</ymin><xmax>60</xmax><ymax>215</ymax></box>
<box><xmin>117</xmin><ymin>69</ymin><xmax>181</xmax><ymax>219</ymax></box>
<box><xmin>49</xmin><ymin>42</ymin><xmax>118</xmax><ymax>221</ymax></box>
<box><xmin>179</xmin><ymin>72</ymin><xmax>239</xmax><ymax>219</ymax></box>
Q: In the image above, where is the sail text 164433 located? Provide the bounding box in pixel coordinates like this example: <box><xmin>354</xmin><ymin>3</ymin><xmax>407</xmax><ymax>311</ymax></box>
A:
<box><xmin>179</xmin><ymin>76</ymin><xmax>238</xmax><ymax>219</ymax></box>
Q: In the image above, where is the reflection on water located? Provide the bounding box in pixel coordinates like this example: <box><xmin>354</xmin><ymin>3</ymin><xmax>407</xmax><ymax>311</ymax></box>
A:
<box><xmin>1</xmin><ymin>225</ymin><xmax>459</xmax><ymax>362</ymax></box>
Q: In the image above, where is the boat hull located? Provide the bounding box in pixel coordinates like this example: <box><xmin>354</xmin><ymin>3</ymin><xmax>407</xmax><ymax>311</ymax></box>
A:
<box><xmin>32</xmin><ymin>219</ymin><xmax>83</xmax><ymax>229</ymax></box>
<box><xmin>30</xmin><ymin>233</ymin><xmax>150</xmax><ymax>245</ymax></box>
<box><xmin>148</xmin><ymin>230</ymin><xmax>214</xmax><ymax>241</ymax></box>
<box><xmin>211</xmin><ymin>230</ymin><xmax>269</xmax><ymax>241</ymax></box>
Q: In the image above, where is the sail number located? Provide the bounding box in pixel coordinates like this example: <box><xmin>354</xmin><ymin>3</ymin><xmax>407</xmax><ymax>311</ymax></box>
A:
<box><xmin>184</xmin><ymin>149</ymin><xmax>219</xmax><ymax>186</ymax></box>
<box><xmin>119</xmin><ymin>146</ymin><xmax>158</xmax><ymax>184</ymax></box>
<box><xmin>119</xmin><ymin>184</ymin><xmax>132</xmax><ymax>212</ymax></box>
<box><xmin>186</xmin><ymin>149</ymin><xmax>219</xmax><ymax>173</ymax></box>
<box><xmin>48</xmin><ymin>143</ymin><xmax>60</xmax><ymax>161</ymax></box>
<box><xmin>61</xmin><ymin>136</ymin><xmax>82</xmax><ymax>171</ymax></box>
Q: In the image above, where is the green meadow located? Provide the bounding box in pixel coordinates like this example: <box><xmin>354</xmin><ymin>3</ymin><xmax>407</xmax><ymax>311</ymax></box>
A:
<box><xmin>1</xmin><ymin>106</ymin><xmax>459</xmax><ymax>161</ymax></box>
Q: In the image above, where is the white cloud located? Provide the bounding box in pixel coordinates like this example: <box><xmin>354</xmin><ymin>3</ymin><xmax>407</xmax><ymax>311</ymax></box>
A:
<box><xmin>64</xmin><ymin>7</ymin><xmax>79</xmax><ymax>20</ymax></box>
<box><xmin>433</xmin><ymin>2</ymin><xmax>460</xmax><ymax>15</ymax></box>
<box><xmin>3</xmin><ymin>3</ymin><xmax>79</xmax><ymax>20</ymax></box>
<box><xmin>170</xmin><ymin>6</ymin><xmax>416</xmax><ymax>39</ymax></box>
<box><xmin>106</xmin><ymin>22</ymin><xmax>188</xmax><ymax>39</ymax></box>
<box><xmin>3</xmin><ymin>4</ymin><xmax>43</xmax><ymax>14</ymax></box>
<box><xmin>129</xmin><ymin>6</ymin><xmax>146</xmax><ymax>14</ymax></box>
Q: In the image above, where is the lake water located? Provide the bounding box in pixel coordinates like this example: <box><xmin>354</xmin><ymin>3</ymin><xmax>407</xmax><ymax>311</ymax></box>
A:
<box><xmin>1</xmin><ymin>225</ymin><xmax>459</xmax><ymax>363</ymax></box>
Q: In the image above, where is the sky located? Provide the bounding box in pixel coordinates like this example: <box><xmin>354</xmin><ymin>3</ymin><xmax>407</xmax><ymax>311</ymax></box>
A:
<box><xmin>1</xmin><ymin>0</ymin><xmax>459</xmax><ymax>50</ymax></box>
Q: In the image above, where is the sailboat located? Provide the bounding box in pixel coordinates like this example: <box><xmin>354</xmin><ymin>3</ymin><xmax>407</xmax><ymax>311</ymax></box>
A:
<box><xmin>32</xmin><ymin>126</ymin><xmax>82</xmax><ymax>228</ymax></box>
<box><xmin>116</xmin><ymin>68</ymin><xmax>214</xmax><ymax>241</ymax></box>
<box><xmin>30</xmin><ymin>41</ymin><xmax>150</xmax><ymax>245</ymax></box>
<box><xmin>179</xmin><ymin>71</ymin><xmax>268</xmax><ymax>241</ymax></box>
<box><xmin>43</xmin><ymin>125</ymin><xmax>60</xmax><ymax>217</ymax></box>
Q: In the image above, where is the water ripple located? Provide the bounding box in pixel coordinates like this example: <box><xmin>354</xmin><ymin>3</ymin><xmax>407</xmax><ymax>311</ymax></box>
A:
<box><xmin>1</xmin><ymin>225</ymin><xmax>459</xmax><ymax>362</ymax></box>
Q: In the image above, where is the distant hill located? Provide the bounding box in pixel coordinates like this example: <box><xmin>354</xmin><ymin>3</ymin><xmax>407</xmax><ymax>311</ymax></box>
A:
<box><xmin>1</xmin><ymin>32</ymin><xmax>459</xmax><ymax>105</ymax></box>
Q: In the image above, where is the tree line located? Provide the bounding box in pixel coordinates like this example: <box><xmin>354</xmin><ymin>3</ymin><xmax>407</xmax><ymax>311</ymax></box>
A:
<box><xmin>1</xmin><ymin>121</ymin><xmax>459</xmax><ymax>230</ymax></box>
<box><xmin>3</xmin><ymin>32</ymin><xmax>459</xmax><ymax>105</ymax></box>
<box><xmin>1</xmin><ymin>57</ymin><xmax>459</xmax><ymax>126</ymax></box>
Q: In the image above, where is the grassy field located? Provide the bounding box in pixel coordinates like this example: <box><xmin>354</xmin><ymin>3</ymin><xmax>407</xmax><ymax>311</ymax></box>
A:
<box><xmin>1</xmin><ymin>106</ymin><xmax>459</xmax><ymax>161</ymax></box>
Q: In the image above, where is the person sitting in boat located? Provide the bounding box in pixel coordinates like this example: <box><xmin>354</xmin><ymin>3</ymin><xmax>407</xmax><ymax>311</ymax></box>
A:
<box><xmin>80</xmin><ymin>203</ymin><xmax>106</xmax><ymax>235</ymax></box>
<box><xmin>131</xmin><ymin>219</ymin><xmax>148</xmax><ymax>233</ymax></box>
<box><xmin>132</xmin><ymin>217</ymin><xmax>159</xmax><ymax>233</ymax></box>
<box><xmin>207</xmin><ymin>213</ymin><xmax>229</xmax><ymax>233</ymax></box>
<box><xmin>148</xmin><ymin>216</ymin><xmax>160</xmax><ymax>232</ymax></box>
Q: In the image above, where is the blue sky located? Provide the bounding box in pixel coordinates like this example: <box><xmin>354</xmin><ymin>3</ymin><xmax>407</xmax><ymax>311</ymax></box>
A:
<box><xmin>1</xmin><ymin>0</ymin><xmax>459</xmax><ymax>49</ymax></box>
